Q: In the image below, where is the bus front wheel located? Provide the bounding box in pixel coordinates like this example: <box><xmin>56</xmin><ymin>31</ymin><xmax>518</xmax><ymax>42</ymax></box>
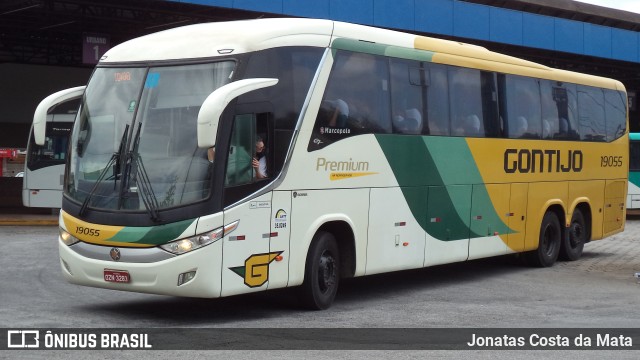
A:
<box><xmin>560</xmin><ymin>208</ymin><xmax>586</xmax><ymax>261</ymax></box>
<box><xmin>526</xmin><ymin>211</ymin><xmax>561</xmax><ymax>267</ymax></box>
<box><xmin>300</xmin><ymin>231</ymin><xmax>340</xmax><ymax>310</ymax></box>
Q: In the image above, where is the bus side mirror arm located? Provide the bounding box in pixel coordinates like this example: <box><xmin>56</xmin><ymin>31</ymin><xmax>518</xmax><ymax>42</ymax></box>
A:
<box><xmin>33</xmin><ymin>86</ymin><xmax>86</xmax><ymax>146</ymax></box>
<box><xmin>197</xmin><ymin>78</ymin><xmax>278</xmax><ymax>148</ymax></box>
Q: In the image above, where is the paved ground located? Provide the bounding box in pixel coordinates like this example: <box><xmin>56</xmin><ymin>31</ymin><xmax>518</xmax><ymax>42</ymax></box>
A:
<box><xmin>0</xmin><ymin>207</ymin><xmax>57</xmax><ymax>226</ymax></box>
<box><xmin>1</xmin><ymin>213</ymin><xmax>639</xmax><ymax>359</ymax></box>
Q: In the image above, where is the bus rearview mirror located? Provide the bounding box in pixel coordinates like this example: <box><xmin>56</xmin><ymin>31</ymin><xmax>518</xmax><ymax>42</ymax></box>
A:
<box><xmin>197</xmin><ymin>78</ymin><xmax>278</xmax><ymax>148</ymax></box>
<box><xmin>33</xmin><ymin>86</ymin><xmax>86</xmax><ymax>146</ymax></box>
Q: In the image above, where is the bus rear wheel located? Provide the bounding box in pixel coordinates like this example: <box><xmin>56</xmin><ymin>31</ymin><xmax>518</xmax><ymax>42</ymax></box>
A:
<box><xmin>526</xmin><ymin>211</ymin><xmax>561</xmax><ymax>267</ymax></box>
<box><xmin>560</xmin><ymin>208</ymin><xmax>586</xmax><ymax>261</ymax></box>
<box><xmin>300</xmin><ymin>231</ymin><xmax>340</xmax><ymax>310</ymax></box>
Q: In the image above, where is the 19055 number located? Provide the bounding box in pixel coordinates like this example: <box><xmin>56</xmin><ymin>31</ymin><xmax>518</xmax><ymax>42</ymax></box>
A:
<box><xmin>76</xmin><ymin>226</ymin><xmax>100</xmax><ymax>237</ymax></box>
<box><xmin>601</xmin><ymin>155</ymin><xmax>623</xmax><ymax>167</ymax></box>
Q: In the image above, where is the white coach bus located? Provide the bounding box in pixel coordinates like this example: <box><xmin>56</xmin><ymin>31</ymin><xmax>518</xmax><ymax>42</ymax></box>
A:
<box><xmin>34</xmin><ymin>18</ymin><xmax>627</xmax><ymax>309</ymax></box>
<box><xmin>23</xmin><ymin>97</ymin><xmax>81</xmax><ymax>208</ymax></box>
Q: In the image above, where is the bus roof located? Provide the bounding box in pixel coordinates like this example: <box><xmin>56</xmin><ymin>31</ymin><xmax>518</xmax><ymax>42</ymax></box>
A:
<box><xmin>100</xmin><ymin>18</ymin><xmax>334</xmax><ymax>63</ymax></box>
<box><xmin>101</xmin><ymin>18</ymin><xmax>624</xmax><ymax>91</ymax></box>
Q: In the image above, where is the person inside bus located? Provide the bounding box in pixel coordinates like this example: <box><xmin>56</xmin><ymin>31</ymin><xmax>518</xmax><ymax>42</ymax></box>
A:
<box><xmin>464</xmin><ymin>114</ymin><xmax>481</xmax><ymax>136</ymax></box>
<box><xmin>327</xmin><ymin>99</ymin><xmax>349</xmax><ymax>127</ymax></box>
<box><xmin>392</xmin><ymin>108</ymin><xmax>422</xmax><ymax>134</ymax></box>
<box><xmin>512</xmin><ymin>116</ymin><xmax>528</xmax><ymax>138</ymax></box>
<box><xmin>207</xmin><ymin>146</ymin><xmax>215</xmax><ymax>163</ymax></box>
<box><xmin>542</xmin><ymin>119</ymin><xmax>553</xmax><ymax>139</ymax></box>
<box><xmin>252</xmin><ymin>136</ymin><xmax>268</xmax><ymax>179</ymax></box>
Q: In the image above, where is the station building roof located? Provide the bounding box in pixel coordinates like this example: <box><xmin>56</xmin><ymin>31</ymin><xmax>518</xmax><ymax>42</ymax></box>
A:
<box><xmin>2</xmin><ymin>0</ymin><xmax>640</xmax><ymax>90</ymax></box>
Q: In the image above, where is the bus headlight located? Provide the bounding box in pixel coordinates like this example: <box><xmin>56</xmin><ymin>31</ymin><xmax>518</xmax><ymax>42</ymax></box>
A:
<box><xmin>59</xmin><ymin>228</ymin><xmax>80</xmax><ymax>246</ymax></box>
<box><xmin>160</xmin><ymin>227</ymin><xmax>224</xmax><ymax>255</ymax></box>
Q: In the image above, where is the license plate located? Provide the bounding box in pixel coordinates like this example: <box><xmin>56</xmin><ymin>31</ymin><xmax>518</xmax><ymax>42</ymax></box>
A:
<box><xmin>104</xmin><ymin>269</ymin><xmax>130</xmax><ymax>283</ymax></box>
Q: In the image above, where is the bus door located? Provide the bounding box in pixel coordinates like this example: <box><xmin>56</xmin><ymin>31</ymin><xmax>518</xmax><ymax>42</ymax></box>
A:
<box><xmin>220</xmin><ymin>113</ymin><xmax>274</xmax><ymax>297</ymax></box>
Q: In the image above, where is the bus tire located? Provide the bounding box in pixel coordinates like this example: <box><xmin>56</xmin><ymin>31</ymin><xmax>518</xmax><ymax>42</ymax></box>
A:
<box><xmin>300</xmin><ymin>231</ymin><xmax>340</xmax><ymax>310</ymax></box>
<box><xmin>526</xmin><ymin>211</ymin><xmax>561</xmax><ymax>267</ymax></box>
<box><xmin>560</xmin><ymin>209</ymin><xmax>586</xmax><ymax>261</ymax></box>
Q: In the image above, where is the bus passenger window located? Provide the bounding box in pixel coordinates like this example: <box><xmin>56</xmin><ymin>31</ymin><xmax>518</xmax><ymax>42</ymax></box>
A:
<box><xmin>554</xmin><ymin>83</ymin><xmax>579</xmax><ymax>140</ymax></box>
<box><xmin>309</xmin><ymin>50</ymin><xmax>391</xmax><ymax>151</ymax></box>
<box><xmin>604</xmin><ymin>89</ymin><xmax>627</xmax><ymax>141</ymax></box>
<box><xmin>541</xmin><ymin>81</ymin><xmax>578</xmax><ymax>140</ymax></box>
<box><xmin>541</xmin><ymin>81</ymin><xmax>559</xmax><ymax>139</ymax></box>
<box><xmin>427</xmin><ymin>65</ymin><xmax>450</xmax><ymax>136</ymax></box>
<box><xmin>390</xmin><ymin>59</ymin><xmax>424</xmax><ymax>135</ymax></box>
<box><xmin>502</xmin><ymin>75</ymin><xmax>542</xmax><ymax>139</ymax></box>
<box><xmin>577</xmin><ymin>85</ymin><xmax>606</xmax><ymax>141</ymax></box>
<box><xmin>449</xmin><ymin>67</ymin><xmax>484</xmax><ymax>137</ymax></box>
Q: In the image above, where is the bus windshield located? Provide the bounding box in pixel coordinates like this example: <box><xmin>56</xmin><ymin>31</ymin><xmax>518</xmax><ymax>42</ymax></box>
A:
<box><xmin>27</xmin><ymin>122</ymin><xmax>73</xmax><ymax>171</ymax></box>
<box><xmin>66</xmin><ymin>61</ymin><xmax>235</xmax><ymax>213</ymax></box>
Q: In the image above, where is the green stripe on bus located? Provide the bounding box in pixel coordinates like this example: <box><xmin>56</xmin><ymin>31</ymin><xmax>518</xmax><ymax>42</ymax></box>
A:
<box><xmin>331</xmin><ymin>38</ymin><xmax>434</xmax><ymax>62</ymax></box>
<box><xmin>107</xmin><ymin>218</ymin><xmax>196</xmax><ymax>245</ymax></box>
<box><xmin>630</xmin><ymin>172</ymin><xmax>640</xmax><ymax>187</ymax></box>
<box><xmin>375</xmin><ymin>135</ymin><xmax>512</xmax><ymax>240</ymax></box>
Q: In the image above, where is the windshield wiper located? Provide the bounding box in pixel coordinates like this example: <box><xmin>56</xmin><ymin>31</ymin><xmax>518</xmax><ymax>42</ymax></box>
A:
<box><xmin>112</xmin><ymin>124</ymin><xmax>130</xmax><ymax>183</ymax></box>
<box><xmin>128</xmin><ymin>123</ymin><xmax>161</xmax><ymax>222</ymax></box>
<box><xmin>134</xmin><ymin>154</ymin><xmax>161</xmax><ymax>221</ymax></box>
<box><xmin>79</xmin><ymin>124</ymin><xmax>129</xmax><ymax>216</ymax></box>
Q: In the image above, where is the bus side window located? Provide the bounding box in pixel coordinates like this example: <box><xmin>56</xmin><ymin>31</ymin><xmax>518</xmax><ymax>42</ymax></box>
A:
<box><xmin>449</xmin><ymin>67</ymin><xmax>485</xmax><ymax>137</ymax></box>
<box><xmin>310</xmin><ymin>50</ymin><xmax>391</xmax><ymax>151</ymax></box>
<box><xmin>225</xmin><ymin>114</ymin><xmax>256</xmax><ymax>186</ymax></box>
<box><xmin>540</xmin><ymin>80</ymin><xmax>560</xmax><ymax>139</ymax></box>
<box><xmin>577</xmin><ymin>85</ymin><xmax>606</xmax><ymax>141</ymax></box>
<box><xmin>501</xmin><ymin>74</ymin><xmax>542</xmax><ymax>139</ymax></box>
<box><xmin>604</xmin><ymin>89</ymin><xmax>627</xmax><ymax>141</ymax></box>
<box><xmin>427</xmin><ymin>64</ymin><xmax>450</xmax><ymax>136</ymax></box>
<box><xmin>548</xmin><ymin>82</ymin><xmax>579</xmax><ymax>140</ymax></box>
<box><xmin>390</xmin><ymin>59</ymin><xmax>425</xmax><ymax>135</ymax></box>
<box><xmin>481</xmin><ymin>71</ymin><xmax>500</xmax><ymax>138</ymax></box>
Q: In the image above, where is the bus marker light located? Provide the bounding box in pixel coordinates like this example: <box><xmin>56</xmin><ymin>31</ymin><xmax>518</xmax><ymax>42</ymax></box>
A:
<box><xmin>59</xmin><ymin>228</ymin><xmax>80</xmax><ymax>246</ymax></box>
<box><xmin>177</xmin><ymin>240</ymin><xmax>193</xmax><ymax>252</ymax></box>
<box><xmin>402</xmin><ymin>242</ymin><xmax>409</xmax><ymax>247</ymax></box>
<box><xmin>275</xmin><ymin>255</ymin><xmax>283</xmax><ymax>262</ymax></box>
<box><xmin>61</xmin><ymin>259</ymin><xmax>72</xmax><ymax>275</ymax></box>
<box><xmin>474</xmin><ymin>215</ymin><xmax>483</xmax><ymax>220</ymax></box>
<box><xmin>494</xmin><ymin>232</ymin><xmax>499</xmax><ymax>236</ymax></box>
<box><xmin>430</xmin><ymin>217</ymin><xmax>441</xmax><ymax>223</ymax></box>
<box><xmin>395</xmin><ymin>222</ymin><xmax>406</xmax><ymax>227</ymax></box>
<box><xmin>270</xmin><ymin>232</ymin><xmax>278</xmax><ymax>238</ymax></box>
<box><xmin>160</xmin><ymin>227</ymin><xmax>225</xmax><ymax>254</ymax></box>
<box><xmin>177</xmin><ymin>271</ymin><xmax>196</xmax><ymax>286</ymax></box>
<box><xmin>223</xmin><ymin>220</ymin><xmax>239</xmax><ymax>235</ymax></box>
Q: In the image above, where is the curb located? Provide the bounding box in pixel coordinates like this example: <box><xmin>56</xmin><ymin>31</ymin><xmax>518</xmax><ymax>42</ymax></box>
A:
<box><xmin>0</xmin><ymin>218</ymin><xmax>58</xmax><ymax>226</ymax></box>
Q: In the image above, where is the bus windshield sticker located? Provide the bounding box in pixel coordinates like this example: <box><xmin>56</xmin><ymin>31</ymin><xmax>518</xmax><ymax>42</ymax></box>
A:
<box><xmin>144</xmin><ymin>72</ymin><xmax>160</xmax><ymax>88</ymax></box>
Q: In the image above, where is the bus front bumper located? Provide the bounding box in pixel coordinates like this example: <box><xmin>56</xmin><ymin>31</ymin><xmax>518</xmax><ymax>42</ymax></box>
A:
<box><xmin>58</xmin><ymin>238</ymin><xmax>223</xmax><ymax>298</ymax></box>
